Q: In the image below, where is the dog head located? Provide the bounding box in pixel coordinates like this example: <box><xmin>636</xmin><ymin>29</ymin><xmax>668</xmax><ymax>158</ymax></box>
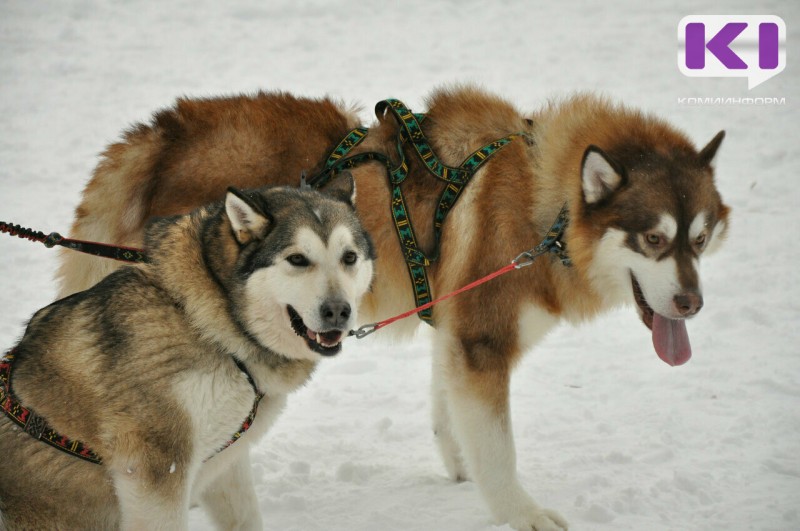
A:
<box><xmin>223</xmin><ymin>175</ymin><xmax>375</xmax><ymax>361</ymax></box>
<box><xmin>581</xmin><ymin>131</ymin><xmax>730</xmax><ymax>366</ymax></box>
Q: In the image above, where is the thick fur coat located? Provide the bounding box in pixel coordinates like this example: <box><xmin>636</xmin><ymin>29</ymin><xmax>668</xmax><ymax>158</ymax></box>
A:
<box><xmin>52</xmin><ymin>86</ymin><xmax>729</xmax><ymax>530</ymax></box>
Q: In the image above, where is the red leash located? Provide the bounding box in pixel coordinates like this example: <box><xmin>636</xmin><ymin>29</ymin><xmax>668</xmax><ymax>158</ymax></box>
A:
<box><xmin>350</xmin><ymin>261</ymin><xmax>520</xmax><ymax>338</ymax></box>
<box><xmin>349</xmin><ymin>204</ymin><xmax>571</xmax><ymax>338</ymax></box>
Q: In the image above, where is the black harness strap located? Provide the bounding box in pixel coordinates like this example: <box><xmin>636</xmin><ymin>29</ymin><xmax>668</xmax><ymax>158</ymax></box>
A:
<box><xmin>0</xmin><ymin>349</ymin><xmax>263</xmax><ymax>465</ymax></box>
<box><xmin>0</xmin><ymin>350</ymin><xmax>101</xmax><ymax>464</ymax></box>
<box><xmin>209</xmin><ymin>358</ymin><xmax>265</xmax><ymax>460</ymax></box>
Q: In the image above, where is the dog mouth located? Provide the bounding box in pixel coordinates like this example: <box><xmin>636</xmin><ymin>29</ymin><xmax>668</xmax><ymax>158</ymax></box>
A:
<box><xmin>631</xmin><ymin>276</ymin><xmax>655</xmax><ymax>330</ymax></box>
<box><xmin>287</xmin><ymin>306</ymin><xmax>344</xmax><ymax>356</ymax></box>
<box><xmin>631</xmin><ymin>274</ymin><xmax>692</xmax><ymax>367</ymax></box>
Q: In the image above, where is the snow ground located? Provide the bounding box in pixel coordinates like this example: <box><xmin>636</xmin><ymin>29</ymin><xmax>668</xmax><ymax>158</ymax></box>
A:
<box><xmin>1</xmin><ymin>1</ymin><xmax>798</xmax><ymax>530</ymax></box>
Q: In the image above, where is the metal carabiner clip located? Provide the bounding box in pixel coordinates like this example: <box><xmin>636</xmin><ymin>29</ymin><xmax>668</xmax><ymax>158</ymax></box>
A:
<box><xmin>349</xmin><ymin>323</ymin><xmax>379</xmax><ymax>339</ymax></box>
<box><xmin>512</xmin><ymin>249</ymin><xmax>541</xmax><ymax>269</ymax></box>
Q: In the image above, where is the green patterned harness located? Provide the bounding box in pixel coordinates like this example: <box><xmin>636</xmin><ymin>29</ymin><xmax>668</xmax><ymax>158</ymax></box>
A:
<box><xmin>309</xmin><ymin>99</ymin><xmax>521</xmax><ymax>324</ymax></box>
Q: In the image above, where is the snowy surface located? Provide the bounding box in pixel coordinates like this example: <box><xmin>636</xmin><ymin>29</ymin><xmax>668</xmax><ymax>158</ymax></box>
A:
<box><xmin>1</xmin><ymin>1</ymin><xmax>798</xmax><ymax>530</ymax></box>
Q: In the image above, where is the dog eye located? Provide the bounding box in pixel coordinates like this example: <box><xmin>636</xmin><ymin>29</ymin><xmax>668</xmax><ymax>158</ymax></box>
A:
<box><xmin>287</xmin><ymin>254</ymin><xmax>310</xmax><ymax>267</ymax></box>
<box><xmin>645</xmin><ymin>234</ymin><xmax>661</xmax><ymax>246</ymax></box>
<box><xmin>695</xmin><ymin>234</ymin><xmax>706</xmax><ymax>248</ymax></box>
<box><xmin>342</xmin><ymin>251</ymin><xmax>358</xmax><ymax>265</ymax></box>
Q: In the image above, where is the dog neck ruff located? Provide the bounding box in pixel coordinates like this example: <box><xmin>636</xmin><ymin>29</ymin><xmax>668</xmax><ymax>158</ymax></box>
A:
<box><xmin>0</xmin><ymin>349</ymin><xmax>264</xmax><ymax>465</ymax></box>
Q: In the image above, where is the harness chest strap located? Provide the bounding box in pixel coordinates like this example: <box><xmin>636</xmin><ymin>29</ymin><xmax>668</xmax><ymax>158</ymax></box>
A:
<box><xmin>0</xmin><ymin>350</ymin><xmax>263</xmax><ymax>465</ymax></box>
<box><xmin>214</xmin><ymin>358</ymin><xmax>265</xmax><ymax>458</ymax></box>
<box><xmin>313</xmin><ymin>99</ymin><xmax>524</xmax><ymax>324</ymax></box>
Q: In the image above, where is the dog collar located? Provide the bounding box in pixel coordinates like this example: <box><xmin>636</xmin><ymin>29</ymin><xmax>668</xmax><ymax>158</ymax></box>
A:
<box><xmin>0</xmin><ymin>349</ymin><xmax>264</xmax><ymax>465</ymax></box>
<box><xmin>515</xmin><ymin>204</ymin><xmax>572</xmax><ymax>268</ymax></box>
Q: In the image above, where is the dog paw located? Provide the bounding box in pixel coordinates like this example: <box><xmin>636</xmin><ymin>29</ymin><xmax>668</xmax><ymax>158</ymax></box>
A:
<box><xmin>509</xmin><ymin>507</ymin><xmax>569</xmax><ymax>531</ymax></box>
<box><xmin>433</xmin><ymin>428</ymin><xmax>470</xmax><ymax>482</ymax></box>
<box><xmin>441</xmin><ymin>452</ymin><xmax>470</xmax><ymax>483</ymax></box>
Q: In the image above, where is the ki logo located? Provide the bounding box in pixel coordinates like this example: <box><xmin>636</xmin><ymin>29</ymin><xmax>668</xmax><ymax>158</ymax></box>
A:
<box><xmin>678</xmin><ymin>15</ymin><xmax>786</xmax><ymax>89</ymax></box>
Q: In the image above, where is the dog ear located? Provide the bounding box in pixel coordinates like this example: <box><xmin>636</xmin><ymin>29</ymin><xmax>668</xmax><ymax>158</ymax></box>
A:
<box><xmin>581</xmin><ymin>146</ymin><xmax>625</xmax><ymax>205</ymax></box>
<box><xmin>698</xmin><ymin>130</ymin><xmax>725</xmax><ymax>167</ymax></box>
<box><xmin>324</xmin><ymin>171</ymin><xmax>357</xmax><ymax>207</ymax></box>
<box><xmin>225</xmin><ymin>188</ymin><xmax>271</xmax><ymax>244</ymax></box>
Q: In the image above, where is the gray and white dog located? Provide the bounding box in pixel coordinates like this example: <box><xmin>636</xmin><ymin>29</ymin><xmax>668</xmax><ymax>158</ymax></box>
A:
<box><xmin>0</xmin><ymin>177</ymin><xmax>374</xmax><ymax>530</ymax></box>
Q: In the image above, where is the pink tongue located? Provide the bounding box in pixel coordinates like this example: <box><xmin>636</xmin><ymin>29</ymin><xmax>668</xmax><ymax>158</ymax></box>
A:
<box><xmin>652</xmin><ymin>314</ymin><xmax>692</xmax><ymax>366</ymax></box>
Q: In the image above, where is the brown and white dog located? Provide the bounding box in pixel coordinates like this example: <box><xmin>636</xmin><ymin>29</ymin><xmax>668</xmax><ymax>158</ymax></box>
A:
<box><xmin>54</xmin><ymin>87</ymin><xmax>729</xmax><ymax>530</ymax></box>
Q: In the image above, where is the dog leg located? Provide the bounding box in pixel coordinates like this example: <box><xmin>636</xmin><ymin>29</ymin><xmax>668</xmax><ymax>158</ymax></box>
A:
<box><xmin>442</xmin><ymin>338</ymin><xmax>569</xmax><ymax>531</ymax></box>
<box><xmin>110</xmin><ymin>431</ymin><xmax>195</xmax><ymax>531</ymax></box>
<box><xmin>112</xmin><ymin>465</ymin><xmax>191</xmax><ymax>531</ymax></box>
<box><xmin>199</xmin><ymin>451</ymin><xmax>262</xmax><ymax>531</ymax></box>
<box><xmin>431</xmin><ymin>344</ymin><xmax>469</xmax><ymax>482</ymax></box>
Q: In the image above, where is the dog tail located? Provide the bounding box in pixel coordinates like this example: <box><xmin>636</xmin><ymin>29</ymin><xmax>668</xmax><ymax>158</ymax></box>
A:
<box><xmin>55</xmin><ymin>126</ymin><xmax>160</xmax><ymax>298</ymax></box>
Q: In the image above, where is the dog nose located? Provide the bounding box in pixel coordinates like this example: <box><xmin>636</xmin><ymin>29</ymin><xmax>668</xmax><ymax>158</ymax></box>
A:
<box><xmin>320</xmin><ymin>300</ymin><xmax>351</xmax><ymax>329</ymax></box>
<box><xmin>674</xmin><ymin>292</ymin><xmax>703</xmax><ymax>317</ymax></box>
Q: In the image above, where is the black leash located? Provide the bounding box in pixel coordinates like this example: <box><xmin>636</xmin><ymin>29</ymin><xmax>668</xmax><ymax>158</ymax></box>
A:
<box><xmin>0</xmin><ymin>221</ymin><xmax>147</xmax><ymax>263</ymax></box>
